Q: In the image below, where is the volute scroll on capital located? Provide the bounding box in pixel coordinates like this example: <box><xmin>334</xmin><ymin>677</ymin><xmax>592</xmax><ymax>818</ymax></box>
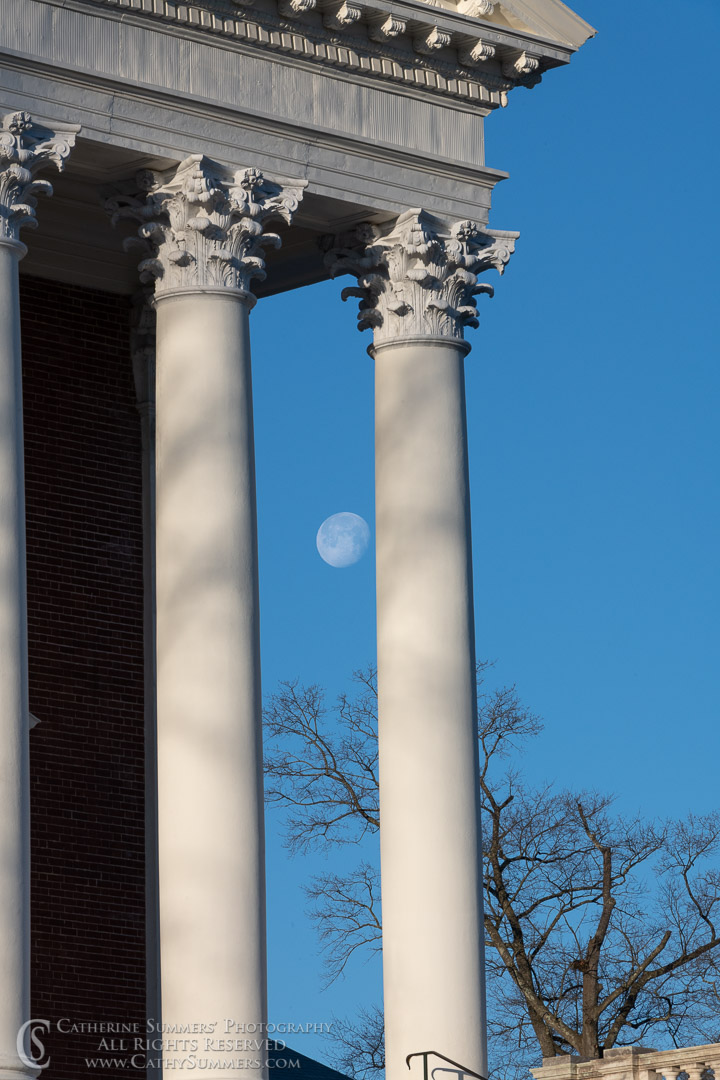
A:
<box><xmin>0</xmin><ymin>111</ymin><xmax>79</xmax><ymax>250</ymax></box>
<box><xmin>323</xmin><ymin>208</ymin><xmax>518</xmax><ymax>349</ymax></box>
<box><xmin>106</xmin><ymin>154</ymin><xmax>307</xmax><ymax>302</ymax></box>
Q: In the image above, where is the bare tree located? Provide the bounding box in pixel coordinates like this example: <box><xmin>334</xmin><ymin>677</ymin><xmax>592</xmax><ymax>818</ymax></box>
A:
<box><xmin>306</xmin><ymin>863</ymin><xmax>382</xmax><ymax>987</ymax></box>
<box><xmin>263</xmin><ymin>666</ymin><xmax>720</xmax><ymax>1075</ymax></box>
<box><xmin>325</xmin><ymin>1006</ymin><xmax>385</xmax><ymax>1080</ymax></box>
<box><xmin>264</xmin><ymin>669</ymin><xmax>379</xmax><ymax>852</ymax></box>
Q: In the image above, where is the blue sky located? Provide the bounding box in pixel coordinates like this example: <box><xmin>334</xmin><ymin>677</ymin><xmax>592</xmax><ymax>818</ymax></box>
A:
<box><xmin>250</xmin><ymin>0</ymin><xmax>720</xmax><ymax>1063</ymax></box>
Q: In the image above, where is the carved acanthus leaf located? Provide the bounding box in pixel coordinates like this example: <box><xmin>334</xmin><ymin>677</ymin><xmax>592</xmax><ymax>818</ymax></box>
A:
<box><xmin>107</xmin><ymin>155</ymin><xmax>306</xmax><ymax>299</ymax></box>
<box><xmin>459</xmin><ymin>38</ymin><xmax>496</xmax><ymax>64</ymax></box>
<box><xmin>368</xmin><ymin>14</ymin><xmax>407</xmax><ymax>39</ymax></box>
<box><xmin>278</xmin><ymin>0</ymin><xmax>316</xmax><ymax>18</ymax></box>
<box><xmin>414</xmin><ymin>26</ymin><xmax>453</xmax><ymax>53</ymax></box>
<box><xmin>323</xmin><ymin>2</ymin><xmax>362</xmax><ymax>29</ymax></box>
<box><xmin>324</xmin><ymin>209</ymin><xmax>517</xmax><ymax>347</ymax></box>
<box><xmin>503</xmin><ymin>50</ymin><xmax>541</xmax><ymax>77</ymax></box>
<box><xmin>0</xmin><ymin>112</ymin><xmax>78</xmax><ymax>246</ymax></box>
<box><xmin>457</xmin><ymin>0</ymin><xmax>495</xmax><ymax>17</ymax></box>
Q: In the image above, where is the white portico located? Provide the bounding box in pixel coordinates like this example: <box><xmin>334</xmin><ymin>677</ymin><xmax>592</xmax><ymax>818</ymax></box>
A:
<box><xmin>0</xmin><ymin>1</ymin><xmax>594</xmax><ymax>1078</ymax></box>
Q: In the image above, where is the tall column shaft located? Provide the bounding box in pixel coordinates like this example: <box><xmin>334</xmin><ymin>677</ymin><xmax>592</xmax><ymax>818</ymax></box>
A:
<box><xmin>0</xmin><ymin>241</ymin><xmax>32</xmax><ymax>1080</ymax></box>
<box><xmin>0</xmin><ymin>111</ymin><xmax>76</xmax><ymax>1080</ymax></box>
<box><xmin>375</xmin><ymin>337</ymin><xmax>486</xmax><ymax>1080</ymax></box>
<box><xmin>326</xmin><ymin>209</ymin><xmax>517</xmax><ymax>1080</ymax></box>
<box><xmin>155</xmin><ymin>290</ymin><xmax>266</xmax><ymax>1040</ymax></box>
<box><xmin>109</xmin><ymin>158</ymin><xmax>305</xmax><ymax>1070</ymax></box>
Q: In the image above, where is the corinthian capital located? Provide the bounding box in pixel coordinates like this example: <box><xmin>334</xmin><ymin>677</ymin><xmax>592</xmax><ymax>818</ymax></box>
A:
<box><xmin>324</xmin><ymin>209</ymin><xmax>518</xmax><ymax>348</ymax></box>
<box><xmin>107</xmin><ymin>155</ymin><xmax>306</xmax><ymax>301</ymax></box>
<box><xmin>0</xmin><ymin>112</ymin><xmax>78</xmax><ymax>249</ymax></box>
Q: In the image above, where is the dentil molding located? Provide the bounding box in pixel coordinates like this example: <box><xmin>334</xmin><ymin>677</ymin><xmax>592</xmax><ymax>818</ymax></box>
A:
<box><xmin>324</xmin><ymin>208</ymin><xmax>517</xmax><ymax>347</ymax></box>
<box><xmin>77</xmin><ymin>0</ymin><xmax>570</xmax><ymax>109</ymax></box>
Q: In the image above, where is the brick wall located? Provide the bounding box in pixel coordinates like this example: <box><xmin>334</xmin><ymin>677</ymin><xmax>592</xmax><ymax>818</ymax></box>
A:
<box><xmin>21</xmin><ymin>276</ymin><xmax>147</xmax><ymax>1079</ymax></box>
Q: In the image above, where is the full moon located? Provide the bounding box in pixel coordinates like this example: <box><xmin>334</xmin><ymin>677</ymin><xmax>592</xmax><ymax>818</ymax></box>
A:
<box><xmin>316</xmin><ymin>512</ymin><xmax>370</xmax><ymax>568</ymax></box>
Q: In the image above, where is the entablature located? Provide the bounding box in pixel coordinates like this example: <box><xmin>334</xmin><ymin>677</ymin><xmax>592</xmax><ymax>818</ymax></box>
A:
<box><xmin>0</xmin><ymin>0</ymin><xmax>592</xmax><ymax>297</ymax></box>
<box><xmin>42</xmin><ymin>0</ymin><xmax>593</xmax><ymax>111</ymax></box>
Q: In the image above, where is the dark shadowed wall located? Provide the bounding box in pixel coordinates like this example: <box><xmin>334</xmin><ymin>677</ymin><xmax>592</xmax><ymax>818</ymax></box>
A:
<box><xmin>21</xmin><ymin>276</ymin><xmax>146</xmax><ymax>1080</ymax></box>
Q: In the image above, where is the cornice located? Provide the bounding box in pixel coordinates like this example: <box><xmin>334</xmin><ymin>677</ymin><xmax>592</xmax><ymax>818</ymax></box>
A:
<box><xmin>0</xmin><ymin>47</ymin><xmax>511</xmax><ymax>227</ymax></box>
<box><xmin>55</xmin><ymin>0</ymin><xmax>576</xmax><ymax>108</ymax></box>
<box><xmin>0</xmin><ymin>49</ymin><xmax>511</xmax><ymax>186</ymax></box>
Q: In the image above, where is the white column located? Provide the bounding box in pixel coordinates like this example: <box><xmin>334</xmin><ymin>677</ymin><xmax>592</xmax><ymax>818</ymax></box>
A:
<box><xmin>0</xmin><ymin>111</ymin><xmax>76</xmax><ymax>1080</ymax></box>
<box><xmin>327</xmin><ymin>210</ymin><xmax>517</xmax><ymax>1080</ymax></box>
<box><xmin>375</xmin><ymin>333</ymin><xmax>487</xmax><ymax>1080</ymax></box>
<box><xmin>111</xmin><ymin>158</ymin><xmax>305</xmax><ymax>1074</ymax></box>
<box><xmin>154</xmin><ymin>288</ymin><xmax>264</xmax><ymax>1046</ymax></box>
<box><xmin>0</xmin><ymin>225</ymin><xmax>32</xmax><ymax>1080</ymax></box>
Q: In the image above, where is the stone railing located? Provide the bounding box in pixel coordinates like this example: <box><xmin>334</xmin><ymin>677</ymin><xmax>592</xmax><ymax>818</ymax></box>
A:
<box><xmin>531</xmin><ymin>1045</ymin><xmax>720</xmax><ymax>1080</ymax></box>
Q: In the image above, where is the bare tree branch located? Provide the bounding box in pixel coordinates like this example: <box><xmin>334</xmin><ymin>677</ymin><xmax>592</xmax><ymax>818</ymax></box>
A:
<box><xmin>325</xmin><ymin>1007</ymin><xmax>385</xmax><ymax>1080</ymax></box>
<box><xmin>305</xmin><ymin>863</ymin><xmax>382</xmax><ymax>987</ymax></box>
<box><xmin>263</xmin><ymin>664</ymin><xmax>720</xmax><ymax>1073</ymax></box>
